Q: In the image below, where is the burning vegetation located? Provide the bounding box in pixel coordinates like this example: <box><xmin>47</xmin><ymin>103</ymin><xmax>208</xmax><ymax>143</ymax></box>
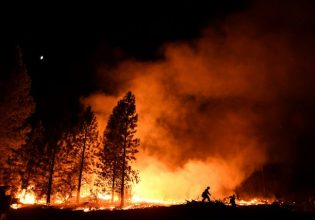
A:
<box><xmin>0</xmin><ymin>70</ymin><xmax>141</xmax><ymax>209</ymax></box>
<box><xmin>0</xmin><ymin>50</ymin><xmax>280</xmax><ymax>210</ymax></box>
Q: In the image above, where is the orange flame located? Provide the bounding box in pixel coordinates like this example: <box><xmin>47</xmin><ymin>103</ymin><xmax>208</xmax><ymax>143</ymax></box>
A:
<box><xmin>237</xmin><ymin>198</ymin><xmax>272</xmax><ymax>206</ymax></box>
<box><xmin>18</xmin><ymin>189</ymin><xmax>36</xmax><ymax>204</ymax></box>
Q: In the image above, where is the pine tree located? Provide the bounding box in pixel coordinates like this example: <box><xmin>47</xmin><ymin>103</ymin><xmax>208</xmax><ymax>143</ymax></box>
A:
<box><xmin>103</xmin><ymin>91</ymin><xmax>140</xmax><ymax>207</ymax></box>
<box><xmin>0</xmin><ymin>46</ymin><xmax>35</xmax><ymax>185</ymax></box>
<box><xmin>103</xmin><ymin>113</ymin><xmax>121</xmax><ymax>203</ymax></box>
<box><xmin>46</xmin><ymin>125</ymin><xmax>68</xmax><ymax>204</ymax></box>
<box><xmin>51</xmin><ymin>107</ymin><xmax>101</xmax><ymax>204</ymax></box>
<box><xmin>33</xmin><ymin>143</ymin><xmax>51</xmax><ymax>199</ymax></box>
<box><xmin>75</xmin><ymin>106</ymin><xmax>100</xmax><ymax>203</ymax></box>
<box><xmin>53</xmin><ymin>131</ymin><xmax>80</xmax><ymax>202</ymax></box>
<box><xmin>7</xmin><ymin>121</ymin><xmax>47</xmax><ymax>197</ymax></box>
<box><xmin>93</xmin><ymin>144</ymin><xmax>108</xmax><ymax>197</ymax></box>
<box><xmin>21</xmin><ymin>121</ymin><xmax>46</xmax><ymax>190</ymax></box>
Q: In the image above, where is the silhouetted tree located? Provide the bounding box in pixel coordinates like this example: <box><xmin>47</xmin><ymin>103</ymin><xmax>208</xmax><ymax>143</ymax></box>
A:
<box><xmin>46</xmin><ymin>124</ymin><xmax>69</xmax><ymax>204</ymax></box>
<box><xmin>75</xmin><ymin>106</ymin><xmax>100</xmax><ymax>203</ymax></box>
<box><xmin>8</xmin><ymin>121</ymin><xmax>48</xmax><ymax>197</ymax></box>
<box><xmin>50</xmin><ymin>107</ymin><xmax>101</xmax><ymax>204</ymax></box>
<box><xmin>53</xmin><ymin>131</ymin><xmax>79</xmax><ymax>202</ymax></box>
<box><xmin>0</xmin><ymin>46</ymin><xmax>35</xmax><ymax>185</ymax></box>
<box><xmin>21</xmin><ymin>122</ymin><xmax>46</xmax><ymax>190</ymax></box>
<box><xmin>103</xmin><ymin>112</ymin><xmax>121</xmax><ymax>203</ymax></box>
<box><xmin>103</xmin><ymin>91</ymin><xmax>140</xmax><ymax>207</ymax></box>
<box><xmin>91</xmin><ymin>137</ymin><xmax>108</xmax><ymax>199</ymax></box>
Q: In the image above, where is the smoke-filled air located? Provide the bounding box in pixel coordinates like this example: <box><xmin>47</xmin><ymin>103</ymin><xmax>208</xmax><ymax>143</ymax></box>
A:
<box><xmin>82</xmin><ymin>1</ymin><xmax>315</xmax><ymax>202</ymax></box>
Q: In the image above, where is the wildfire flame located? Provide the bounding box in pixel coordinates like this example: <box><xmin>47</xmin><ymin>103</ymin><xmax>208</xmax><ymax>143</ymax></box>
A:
<box><xmin>237</xmin><ymin>198</ymin><xmax>272</xmax><ymax>206</ymax></box>
<box><xmin>17</xmin><ymin>189</ymin><xmax>36</xmax><ymax>204</ymax></box>
<box><xmin>11</xmin><ymin>185</ymin><xmax>274</xmax><ymax>211</ymax></box>
<box><xmin>9</xmin><ymin>178</ymin><xmax>275</xmax><ymax>211</ymax></box>
<box><xmin>8</xmin><ymin>180</ymin><xmax>276</xmax><ymax>212</ymax></box>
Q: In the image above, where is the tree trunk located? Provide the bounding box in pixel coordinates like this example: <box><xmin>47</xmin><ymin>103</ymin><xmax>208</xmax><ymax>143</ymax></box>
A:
<box><xmin>22</xmin><ymin>162</ymin><xmax>32</xmax><ymax>190</ymax></box>
<box><xmin>21</xmin><ymin>164</ymin><xmax>32</xmax><ymax>201</ymax></box>
<box><xmin>120</xmin><ymin>138</ymin><xmax>127</xmax><ymax>208</ymax></box>
<box><xmin>46</xmin><ymin>146</ymin><xmax>56</xmax><ymax>205</ymax></box>
<box><xmin>77</xmin><ymin>135</ymin><xmax>87</xmax><ymax>203</ymax></box>
<box><xmin>111</xmin><ymin>159</ymin><xmax>117</xmax><ymax>203</ymax></box>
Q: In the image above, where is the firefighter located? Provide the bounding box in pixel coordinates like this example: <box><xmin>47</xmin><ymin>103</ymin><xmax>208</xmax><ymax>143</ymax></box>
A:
<box><xmin>201</xmin><ymin>186</ymin><xmax>211</xmax><ymax>202</ymax></box>
<box><xmin>229</xmin><ymin>194</ymin><xmax>236</xmax><ymax>207</ymax></box>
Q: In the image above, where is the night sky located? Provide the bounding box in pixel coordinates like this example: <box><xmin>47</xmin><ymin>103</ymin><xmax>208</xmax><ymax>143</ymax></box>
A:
<box><xmin>1</xmin><ymin>0</ymin><xmax>315</xmax><ymax>200</ymax></box>
<box><xmin>0</xmin><ymin>1</ymin><xmax>246</xmax><ymax>123</ymax></box>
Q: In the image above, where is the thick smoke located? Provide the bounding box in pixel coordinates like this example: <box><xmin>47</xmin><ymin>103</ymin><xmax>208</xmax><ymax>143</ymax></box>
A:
<box><xmin>82</xmin><ymin>1</ymin><xmax>315</xmax><ymax>201</ymax></box>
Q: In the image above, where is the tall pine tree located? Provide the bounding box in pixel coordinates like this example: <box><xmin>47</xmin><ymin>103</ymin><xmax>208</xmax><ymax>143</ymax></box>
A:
<box><xmin>6</xmin><ymin>121</ymin><xmax>47</xmax><ymax>198</ymax></box>
<box><xmin>53</xmin><ymin>131</ymin><xmax>80</xmax><ymax>202</ymax></box>
<box><xmin>75</xmin><ymin>106</ymin><xmax>100</xmax><ymax>203</ymax></box>
<box><xmin>103</xmin><ymin>91</ymin><xmax>140</xmax><ymax>207</ymax></box>
<box><xmin>0</xmin><ymin>46</ymin><xmax>35</xmax><ymax>185</ymax></box>
<box><xmin>52</xmin><ymin>107</ymin><xmax>102</xmax><ymax>204</ymax></box>
<box><xmin>46</xmin><ymin>125</ymin><xmax>65</xmax><ymax>204</ymax></box>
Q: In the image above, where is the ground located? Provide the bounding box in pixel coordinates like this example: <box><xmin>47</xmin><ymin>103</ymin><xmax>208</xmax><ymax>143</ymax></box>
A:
<box><xmin>6</xmin><ymin>202</ymin><xmax>315</xmax><ymax>220</ymax></box>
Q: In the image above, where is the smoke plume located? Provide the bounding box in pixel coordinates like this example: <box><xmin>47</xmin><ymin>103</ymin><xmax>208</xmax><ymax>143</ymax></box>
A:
<box><xmin>82</xmin><ymin>1</ymin><xmax>315</xmax><ymax>201</ymax></box>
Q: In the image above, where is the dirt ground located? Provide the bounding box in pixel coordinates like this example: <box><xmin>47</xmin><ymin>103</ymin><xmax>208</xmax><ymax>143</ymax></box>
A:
<box><xmin>6</xmin><ymin>202</ymin><xmax>315</xmax><ymax>220</ymax></box>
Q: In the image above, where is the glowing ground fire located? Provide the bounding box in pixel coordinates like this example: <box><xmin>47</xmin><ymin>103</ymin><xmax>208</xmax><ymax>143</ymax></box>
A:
<box><xmin>17</xmin><ymin>189</ymin><xmax>35</xmax><ymax>204</ymax></box>
<box><xmin>9</xmin><ymin>154</ymin><xmax>271</xmax><ymax>210</ymax></box>
<box><xmin>11</xmin><ymin>188</ymin><xmax>273</xmax><ymax>210</ymax></box>
<box><xmin>10</xmin><ymin>179</ymin><xmax>273</xmax><ymax>210</ymax></box>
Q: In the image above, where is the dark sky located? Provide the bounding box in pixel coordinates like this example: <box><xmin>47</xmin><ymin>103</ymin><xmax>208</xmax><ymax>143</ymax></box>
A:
<box><xmin>0</xmin><ymin>1</ymin><xmax>248</xmax><ymax>124</ymax></box>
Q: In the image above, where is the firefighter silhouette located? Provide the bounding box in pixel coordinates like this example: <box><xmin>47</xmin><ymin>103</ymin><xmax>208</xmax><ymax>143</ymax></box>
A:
<box><xmin>229</xmin><ymin>194</ymin><xmax>236</xmax><ymax>207</ymax></box>
<box><xmin>201</xmin><ymin>186</ymin><xmax>211</xmax><ymax>202</ymax></box>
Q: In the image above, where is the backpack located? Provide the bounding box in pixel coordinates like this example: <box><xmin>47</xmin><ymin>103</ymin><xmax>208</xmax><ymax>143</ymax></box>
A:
<box><xmin>202</xmin><ymin>191</ymin><xmax>207</xmax><ymax>198</ymax></box>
